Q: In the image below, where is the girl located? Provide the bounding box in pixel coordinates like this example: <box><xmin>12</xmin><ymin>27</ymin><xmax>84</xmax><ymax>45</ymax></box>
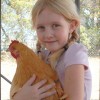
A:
<box><xmin>14</xmin><ymin>0</ymin><xmax>92</xmax><ymax>100</ymax></box>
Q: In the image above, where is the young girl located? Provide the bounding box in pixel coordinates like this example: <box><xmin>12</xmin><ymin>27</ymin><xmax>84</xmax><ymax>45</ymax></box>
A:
<box><xmin>13</xmin><ymin>0</ymin><xmax>92</xmax><ymax>100</ymax></box>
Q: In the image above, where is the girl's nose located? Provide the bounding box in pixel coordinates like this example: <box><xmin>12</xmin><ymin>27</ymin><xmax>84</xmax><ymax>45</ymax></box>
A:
<box><xmin>44</xmin><ymin>27</ymin><xmax>54</xmax><ymax>38</ymax></box>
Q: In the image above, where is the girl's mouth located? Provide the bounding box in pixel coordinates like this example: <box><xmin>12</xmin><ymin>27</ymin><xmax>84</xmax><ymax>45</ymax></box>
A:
<box><xmin>44</xmin><ymin>41</ymin><xmax>57</xmax><ymax>43</ymax></box>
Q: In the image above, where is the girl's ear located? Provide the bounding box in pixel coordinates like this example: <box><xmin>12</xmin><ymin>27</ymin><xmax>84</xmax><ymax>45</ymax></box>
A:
<box><xmin>69</xmin><ymin>20</ymin><xmax>79</xmax><ymax>33</ymax></box>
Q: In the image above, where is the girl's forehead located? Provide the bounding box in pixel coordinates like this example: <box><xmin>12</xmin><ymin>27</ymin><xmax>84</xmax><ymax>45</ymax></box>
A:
<box><xmin>40</xmin><ymin>6</ymin><xmax>60</xmax><ymax>14</ymax></box>
<box><xmin>37</xmin><ymin>8</ymin><xmax>65</xmax><ymax>23</ymax></box>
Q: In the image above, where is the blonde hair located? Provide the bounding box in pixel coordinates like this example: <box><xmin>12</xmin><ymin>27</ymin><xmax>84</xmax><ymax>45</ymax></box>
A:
<box><xmin>32</xmin><ymin>0</ymin><xmax>80</xmax><ymax>68</ymax></box>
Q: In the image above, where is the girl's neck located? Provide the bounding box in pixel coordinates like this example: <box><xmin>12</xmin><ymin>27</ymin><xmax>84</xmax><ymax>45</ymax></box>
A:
<box><xmin>48</xmin><ymin>41</ymin><xmax>75</xmax><ymax>55</ymax></box>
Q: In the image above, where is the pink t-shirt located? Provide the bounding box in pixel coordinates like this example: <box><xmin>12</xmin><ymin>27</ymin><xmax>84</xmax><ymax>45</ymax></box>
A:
<box><xmin>42</xmin><ymin>42</ymin><xmax>92</xmax><ymax>100</ymax></box>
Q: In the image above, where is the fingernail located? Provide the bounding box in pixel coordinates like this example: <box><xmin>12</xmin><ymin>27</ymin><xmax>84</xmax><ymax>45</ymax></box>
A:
<box><xmin>32</xmin><ymin>74</ymin><xmax>36</xmax><ymax>77</ymax></box>
<box><xmin>53</xmin><ymin>90</ymin><xmax>56</xmax><ymax>93</ymax></box>
<box><xmin>43</xmin><ymin>79</ymin><xmax>47</xmax><ymax>82</ymax></box>
<box><xmin>52</xmin><ymin>83</ymin><xmax>55</xmax><ymax>86</ymax></box>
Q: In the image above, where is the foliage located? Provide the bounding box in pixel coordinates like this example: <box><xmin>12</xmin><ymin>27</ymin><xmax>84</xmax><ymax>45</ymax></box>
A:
<box><xmin>80</xmin><ymin>25</ymin><xmax>100</xmax><ymax>56</ymax></box>
<box><xmin>1</xmin><ymin>0</ymin><xmax>37</xmax><ymax>51</ymax></box>
<box><xmin>80</xmin><ymin>0</ymin><xmax>100</xmax><ymax>56</ymax></box>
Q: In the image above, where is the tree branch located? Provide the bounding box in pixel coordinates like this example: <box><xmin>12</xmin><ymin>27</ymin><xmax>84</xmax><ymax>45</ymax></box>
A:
<box><xmin>1</xmin><ymin>25</ymin><xmax>10</xmax><ymax>41</ymax></box>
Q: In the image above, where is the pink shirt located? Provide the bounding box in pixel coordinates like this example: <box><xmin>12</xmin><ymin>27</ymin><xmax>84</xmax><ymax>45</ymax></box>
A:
<box><xmin>42</xmin><ymin>42</ymin><xmax>92</xmax><ymax>100</ymax></box>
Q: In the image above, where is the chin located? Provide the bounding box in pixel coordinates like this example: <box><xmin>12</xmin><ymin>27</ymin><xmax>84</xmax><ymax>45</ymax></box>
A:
<box><xmin>48</xmin><ymin>48</ymin><xmax>60</xmax><ymax>53</ymax></box>
<box><xmin>46</xmin><ymin>45</ymin><xmax>62</xmax><ymax>52</ymax></box>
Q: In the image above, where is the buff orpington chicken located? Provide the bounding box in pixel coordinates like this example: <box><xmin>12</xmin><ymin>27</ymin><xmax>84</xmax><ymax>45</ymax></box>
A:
<box><xmin>9</xmin><ymin>40</ymin><xmax>68</xmax><ymax>100</ymax></box>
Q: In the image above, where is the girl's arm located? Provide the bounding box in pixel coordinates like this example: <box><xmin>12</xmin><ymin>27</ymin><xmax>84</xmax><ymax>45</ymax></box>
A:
<box><xmin>64</xmin><ymin>64</ymin><xmax>84</xmax><ymax>100</ymax></box>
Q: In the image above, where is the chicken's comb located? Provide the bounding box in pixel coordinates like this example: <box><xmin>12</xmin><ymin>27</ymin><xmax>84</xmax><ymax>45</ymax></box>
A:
<box><xmin>9</xmin><ymin>40</ymin><xmax>19</xmax><ymax>48</ymax></box>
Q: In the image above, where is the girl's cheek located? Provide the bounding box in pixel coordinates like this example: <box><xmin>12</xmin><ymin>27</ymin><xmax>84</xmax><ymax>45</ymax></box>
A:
<box><xmin>37</xmin><ymin>35</ymin><xmax>43</xmax><ymax>42</ymax></box>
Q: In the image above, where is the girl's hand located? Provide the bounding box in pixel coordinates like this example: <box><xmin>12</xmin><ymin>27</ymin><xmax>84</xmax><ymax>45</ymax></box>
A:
<box><xmin>13</xmin><ymin>75</ymin><xmax>56</xmax><ymax>100</ymax></box>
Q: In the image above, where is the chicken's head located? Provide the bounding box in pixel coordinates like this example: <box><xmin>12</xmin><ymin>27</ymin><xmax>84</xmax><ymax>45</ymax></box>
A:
<box><xmin>9</xmin><ymin>40</ymin><xmax>20</xmax><ymax>59</ymax></box>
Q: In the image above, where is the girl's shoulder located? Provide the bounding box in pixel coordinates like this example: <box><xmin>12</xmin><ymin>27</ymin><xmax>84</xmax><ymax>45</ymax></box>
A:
<box><xmin>61</xmin><ymin>42</ymin><xmax>89</xmax><ymax>69</ymax></box>
<box><xmin>67</xmin><ymin>42</ymin><xmax>88</xmax><ymax>54</ymax></box>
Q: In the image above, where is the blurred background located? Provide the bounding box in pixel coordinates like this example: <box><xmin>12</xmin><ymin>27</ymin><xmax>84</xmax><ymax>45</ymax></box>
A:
<box><xmin>1</xmin><ymin>0</ymin><xmax>100</xmax><ymax>99</ymax></box>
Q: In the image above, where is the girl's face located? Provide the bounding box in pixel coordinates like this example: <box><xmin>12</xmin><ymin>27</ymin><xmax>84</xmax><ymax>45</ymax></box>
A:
<box><xmin>35</xmin><ymin>8</ymin><xmax>76</xmax><ymax>53</ymax></box>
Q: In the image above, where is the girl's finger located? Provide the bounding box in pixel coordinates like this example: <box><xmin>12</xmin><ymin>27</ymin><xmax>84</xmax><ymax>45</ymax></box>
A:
<box><xmin>23</xmin><ymin>74</ymin><xmax>36</xmax><ymax>87</ymax></box>
<box><xmin>34</xmin><ymin>79</ymin><xmax>47</xmax><ymax>89</ymax></box>
<box><xmin>39</xmin><ymin>83</ymin><xmax>55</xmax><ymax>94</ymax></box>
<box><xmin>40</xmin><ymin>90</ymin><xmax>56</xmax><ymax>99</ymax></box>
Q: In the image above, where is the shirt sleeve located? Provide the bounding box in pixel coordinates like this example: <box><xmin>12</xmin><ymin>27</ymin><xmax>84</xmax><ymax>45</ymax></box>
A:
<box><xmin>63</xmin><ymin>43</ymin><xmax>89</xmax><ymax>70</ymax></box>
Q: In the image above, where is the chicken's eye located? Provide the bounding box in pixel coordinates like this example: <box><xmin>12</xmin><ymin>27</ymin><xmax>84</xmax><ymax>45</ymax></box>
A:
<box><xmin>12</xmin><ymin>47</ymin><xmax>16</xmax><ymax>51</ymax></box>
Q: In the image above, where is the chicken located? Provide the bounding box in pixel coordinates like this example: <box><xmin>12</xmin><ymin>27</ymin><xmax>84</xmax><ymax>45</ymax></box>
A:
<box><xmin>9</xmin><ymin>40</ymin><xmax>67</xmax><ymax>100</ymax></box>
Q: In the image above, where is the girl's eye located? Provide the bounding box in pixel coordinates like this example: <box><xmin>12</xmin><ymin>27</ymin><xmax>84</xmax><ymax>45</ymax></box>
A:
<box><xmin>52</xmin><ymin>24</ymin><xmax>60</xmax><ymax>29</ymax></box>
<box><xmin>37</xmin><ymin>26</ymin><xmax>45</xmax><ymax>30</ymax></box>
